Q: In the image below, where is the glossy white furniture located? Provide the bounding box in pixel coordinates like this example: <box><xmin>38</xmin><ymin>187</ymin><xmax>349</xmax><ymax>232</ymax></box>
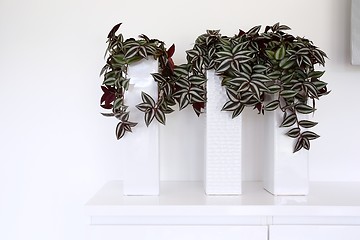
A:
<box><xmin>86</xmin><ymin>181</ymin><xmax>360</xmax><ymax>240</ymax></box>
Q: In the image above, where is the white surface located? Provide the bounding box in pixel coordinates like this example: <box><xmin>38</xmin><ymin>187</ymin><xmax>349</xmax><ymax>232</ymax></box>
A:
<box><xmin>270</xmin><ymin>225</ymin><xmax>360</xmax><ymax>240</ymax></box>
<box><xmin>123</xmin><ymin>59</ymin><xmax>160</xmax><ymax>195</ymax></box>
<box><xmin>86</xmin><ymin>181</ymin><xmax>360</xmax><ymax>225</ymax></box>
<box><xmin>352</xmin><ymin>0</ymin><xmax>360</xmax><ymax>65</ymax></box>
<box><xmin>205</xmin><ymin>70</ymin><xmax>242</xmax><ymax>195</ymax></box>
<box><xmin>263</xmin><ymin>96</ymin><xmax>309</xmax><ymax>195</ymax></box>
<box><xmin>90</xmin><ymin>226</ymin><xmax>267</xmax><ymax>240</ymax></box>
<box><xmin>1</xmin><ymin>0</ymin><xmax>360</xmax><ymax>239</ymax></box>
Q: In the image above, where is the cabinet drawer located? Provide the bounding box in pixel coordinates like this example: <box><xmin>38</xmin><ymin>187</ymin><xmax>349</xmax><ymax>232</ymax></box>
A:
<box><xmin>270</xmin><ymin>225</ymin><xmax>360</xmax><ymax>240</ymax></box>
<box><xmin>90</xmin><ymin>225</ymin><xmax>267</xmax><ymax>240</ymax></box>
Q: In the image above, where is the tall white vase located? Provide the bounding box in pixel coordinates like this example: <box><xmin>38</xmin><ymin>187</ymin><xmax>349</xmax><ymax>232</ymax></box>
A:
<box><xmin>204</xmin><ymin>70</ymin><xmax>242</xmax><ymax>195</ymax></box>
<box><xmin>263</xmin><ymin>96</ymin><xmax>309</xmax><ymax>196</ymax></box>
<box><xmin>123</xmin><ymin>59</ymin><xmax>159</xmax><ymax>196</ymax></box>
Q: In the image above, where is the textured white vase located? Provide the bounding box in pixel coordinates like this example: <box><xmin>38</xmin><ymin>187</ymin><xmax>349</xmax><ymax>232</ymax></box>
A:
<box><xmin>263</xmin><ymin>96</ymin><xmax>309</xmax><ymax>196</ymax></box>
<box><xmin>204</xmin><ymin>70</ymin><xmax>242</xmax><ymax>195</ymax></box>
<box><xmin>123</xmin><ymin>59</ymin><xmax>159</xmax><ymax>196</ymax></box>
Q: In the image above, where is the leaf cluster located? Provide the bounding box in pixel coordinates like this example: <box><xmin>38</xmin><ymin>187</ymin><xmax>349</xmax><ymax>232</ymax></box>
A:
<box><xmin>100</xmin><ymin>23</ymin><xmax>177</xmax><ymax>139</ymax></box>
<box><xmin>177</xmin><ymin>23</ymin><xmax>329</xmax><ymax>152</ymax></box>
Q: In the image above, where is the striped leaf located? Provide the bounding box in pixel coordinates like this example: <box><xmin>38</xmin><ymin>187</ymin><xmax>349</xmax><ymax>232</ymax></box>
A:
<box><xmin>302</xmin><ymin>137</ymin><xmax>311</xmax><ymax>150</ymax></box>
<box><xmin>294</xmin><ymin>137</ymin><xmax>303</xmax><ymax>153</ymax></box>
<box><xmin>252</xmin><ymin>73</ymin><xmax>271</xmax><ymax>82</ymax></box>
<box><xmin>302</xmin><ymin>131</ymin><xmax>320</xmax><ymax>140</ymax></box>
<box><xmin>115</xmin><ymin>122</ymin><xmax>126</xmax><ymax>139</ymax></box>
<box><xmin>280</xmin><ymin>113</ymin><xmax>297</xmax><ymax>127</ymax></box>
<box><xmin>268</xmin><ymin>84</ymin><xmax>281</xmax><ymax>93</ymax></box>
<box><xmin>189</xmin><ymin>75</ymin><xmax>206</xmax><ymax>85</ymax></box>
<box><xmin>136</xmin><ymin>102</ymin><xmax>152</xmax><ymax>112</ymax></box>
<box><xmin>144</xmin><ymin>108</ymin><xmax>155</xmax><ymax>127</ymax></box>
<box><xmin>286</xmin><ymin>127</ymin><xmax>300</xmax><ymax>138</ymax></box>
<box><xmin>298</xmin><ymin>120</ymin><xmax>318</xmax><ymax>128</ymax></box>
<box><xmin>155</xmin><ymin>108</ymin><xmax>166</xmax><ymax>125</ymax></box>
<box><xmin>268</xmin><ymin>71</ymin><xmax>282</xmax><ymax>80</ymax></box>
<box><xmin>141</xmin><ymin>92</ymin><xmax>156</xmax><ymax>107</ymax></box>
<box><xmin>264</xmin><ymin>100</ymin><xmax>279</xmax><ymax>111</ymax></box>
<box><xmin>295</xmin><ymin>104</ymin><xmax>315</xmax><ymax>114</ymax></box>
<box><xmin>232</xmin><ymin>104</ymin><xmax>245</xmax><ymax>118</ymax></box>
<box><xmin>253</xmin><ymin>65</ymin><xmax>268</xmax><ymax>73</ymax></box>
<box><xmin>216</xmin><ymin>58</ymin><xmax>232</xmax><ymax>73</ymax></box>
<box><xmin>152</xmin><ymin>73</ymin><xmax>166</xmax><ymax>83</ymax></box>
<box><xmin>222</xmin><ymin>101</ymin><xmax>241</xmax><ymax>111</ymax></box>
<box><xmin>280</xmin><ymin>90</ymin><xmax>297</xmax><ymax>98</ymax></box>
<box><xmin>226</xmin><ymin>88</ymin><xmax>239</xmax><ymax>102</ymax></box>
<box><xmin>125</xmin><ymin>45</ymin><xmax>139</xmax><ymax>59</ymax></box>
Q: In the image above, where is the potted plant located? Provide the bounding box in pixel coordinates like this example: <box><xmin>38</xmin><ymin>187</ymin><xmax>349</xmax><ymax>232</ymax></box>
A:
<box><xmin>216</xmin><ymin>23</ymin><xmax>329</xmax><ymax>195</ymax></box>
<box><xmin>100</xmin><ymin>23</ymin><xmax>176</xmax><ymax>195</ymax></box>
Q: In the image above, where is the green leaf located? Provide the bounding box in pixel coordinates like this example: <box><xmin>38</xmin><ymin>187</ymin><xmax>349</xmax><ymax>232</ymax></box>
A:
<box><xmin>286</xmin><ymin>128</ymin><xmax>300</xmax><ymax>138</ymax></box>
<box><xmin>302</xmin><ymin>131</ymin><xmax>320</xmax><ymax>140</ymax></box>
<box><xmin>280</xmin><ymin>113</ymin><xmax>297</xmax><ymax>127</ymax></box>
<box><xmin>113</xmin><ymin>54</ymin><xmax>127</xmax><ymax>64</ymax></box>
<box><xmin>295</xmin><ymin>104</ymin><xmax>315</xmax><ymax>114</ymax></box>
<box><xmin>308</xmin><ymin>71</ymin><xmax>325</xmax><ymax>78</ymax></box>
<box><xmin>103</xmin><ymin>77</ymin><xmax>116</xmax><ymax>86</ymax></box>
<box><xmin>264</xmin><ymin>100</ymin><xmax>279</xmax><ymax>111</ymax></box>
<box><xmin>113</xmin><ymin>98</ymin><xmax>122</xmax><ymax>110</ymax></box>
<box><xmin>279</xmin><ymin>57</ymin><xmax>295</xmax><ymax>69</ymax></box>
<box><xmin>141</xmin><ymin>92</ymin><xmax>156</xmax><ymax>107</ymax></box>
<box><xmin>298</xmin><ymin>120</ymin><xmax>318</xmax><ymax>128</ymax></box>
<box><xmin>265</xmin><ymin>50</ymin><xmax>275</xmax><ymax>59</ymax></box>
<box><xmin>274</xmin><ymin>46</ymin><xmax>286</xmax><ymax>60</ymax></box>
<box><xmin>155</xmin><ymin>108</ymin><xmax>166</xmax><ymax>125</ymax></box>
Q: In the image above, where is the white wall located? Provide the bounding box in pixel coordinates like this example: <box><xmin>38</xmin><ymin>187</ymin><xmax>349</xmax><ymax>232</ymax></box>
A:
<box><xmin>0</xmin><ymin>0</ymin><xmax>359</xmax><ymax>239</ymax></box>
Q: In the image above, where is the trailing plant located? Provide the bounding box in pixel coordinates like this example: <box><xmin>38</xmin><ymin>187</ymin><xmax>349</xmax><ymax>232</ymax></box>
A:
<box><xmin>173</xmin><ymin>30</ymin><xmax>227</xmax><ymax>115</ymax></box>
<box><xmin>257</xmin><ymin>23</ymin><xmax>329</xmax><ymax>152</ymax></box>
<box><xmin>100</xmin><ymin>23</ymin><xmax>176</xmax><ymax>139</ymax></box>
<box><xmin>218</xmin><ymin>23</ymin><xmax>329</xmax><ymax>152</ymax></box>
<box><xmin>176</xmin><ymin>23</ymin><xmax>329</xmax><ymax>152</ymax></box>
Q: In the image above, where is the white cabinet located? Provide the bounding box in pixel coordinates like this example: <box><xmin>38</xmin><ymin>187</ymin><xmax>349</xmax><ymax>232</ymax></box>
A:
<box><xmin>270</xmin><ymin>226</ymin><xmax>360</xmax><ymax>240</ymax></box>
<box><xmin>90</xmin><ymin>226</ymin><xmax>267</xmax><ymax>240</ymax></box>
<box><xmin>86</xmin><ymin>181</ymin><xmax>360</xmax><ymax>240</ymax></box>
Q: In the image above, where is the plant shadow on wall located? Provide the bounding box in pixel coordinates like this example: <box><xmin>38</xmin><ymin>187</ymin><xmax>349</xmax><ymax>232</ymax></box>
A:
<box><xmin>100</xmin><ymin>23</ymin><xmax>330</xmax><ymax>153</ymax></box>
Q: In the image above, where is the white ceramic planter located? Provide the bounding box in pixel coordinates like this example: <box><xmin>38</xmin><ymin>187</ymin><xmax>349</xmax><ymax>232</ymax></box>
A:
<box><xmin>123</xmin><ymin>59</ymin><xmax>159</xmax><ymax>196</ymax></box>
<box><xmin>263</xmin><ymin>96</ymin><xmax>309</xmax><ymax>196</ymax></box>
<box><xmin>204</xmin><ymin>70</ymin><xmax>242</xmax><ymax>195</ymax></box>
